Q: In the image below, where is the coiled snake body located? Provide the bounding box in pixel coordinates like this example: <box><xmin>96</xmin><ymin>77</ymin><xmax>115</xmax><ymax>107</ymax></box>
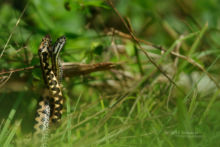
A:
<box><xmin>34</xmin><ymin>35</ymin><xmax>66</xmax><ymax>136</ymax></box>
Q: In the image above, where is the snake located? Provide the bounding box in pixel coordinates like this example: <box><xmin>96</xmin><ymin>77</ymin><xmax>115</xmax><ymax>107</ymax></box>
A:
<box><xmin>34</xmin><ymin>35</ymin><xmax>66</xmax><ymax>137</ymax></box>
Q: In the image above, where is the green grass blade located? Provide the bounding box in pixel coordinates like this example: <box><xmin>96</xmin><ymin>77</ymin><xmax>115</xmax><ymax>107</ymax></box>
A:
<box><xmin>0</xmin><ymin>93</ymin><xmax>23</xmax><ymax>144</ymax></box>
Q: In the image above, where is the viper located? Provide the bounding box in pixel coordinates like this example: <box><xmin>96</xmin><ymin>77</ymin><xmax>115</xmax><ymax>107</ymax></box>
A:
<box><xmin>34</xmin><ymin>35</ymin><xmax>66</xmax><ymax>137</ymax></box>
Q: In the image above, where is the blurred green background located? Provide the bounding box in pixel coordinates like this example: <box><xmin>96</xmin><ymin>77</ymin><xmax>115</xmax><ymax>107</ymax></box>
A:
<box><xmin>0</xmin><ymin>0</ymin><xmax>220</xmax><ymax>146</ymax></box>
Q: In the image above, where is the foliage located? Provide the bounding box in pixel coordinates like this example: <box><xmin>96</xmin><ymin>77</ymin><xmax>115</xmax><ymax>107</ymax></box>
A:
<box><xmin>0</xmin><ymin>0</ymin><xmax>220</xmax><ymax>146</ymax></box>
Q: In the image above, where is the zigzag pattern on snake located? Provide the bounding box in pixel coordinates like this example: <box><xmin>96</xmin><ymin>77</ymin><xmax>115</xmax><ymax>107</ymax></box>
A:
<box><xmin>34</xmin><ymin>35</ymin><xmax>66</xmax><ymax>136</ymax></box>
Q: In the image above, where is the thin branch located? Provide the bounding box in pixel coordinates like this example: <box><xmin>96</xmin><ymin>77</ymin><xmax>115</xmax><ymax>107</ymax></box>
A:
<box><xmin>108</xmin><ymin>28</ymin><xmax>220</xmax><ymax>89</ymax></box>
<box><xmin>0</xmin><ymin>66</ymin><xmax>38</xmax><ymax>75</ymax></box>
<box><xmin>0</xmin><ymin>62</ymin><xmax>116</xmax><ymax>77</ymax></box>
<box><xmin>62</xmin><ymin>62</ymin><xmax>116</xmax><ymax>77</ymax></box>
<box><xmin>0</xmin><ymin>2</ymin><xmax>30</xmax><ymax>58</ymax></box>
<box><xmin>0</xmin><ymin>72</ymin><xmax>13</xmax><ymax>88</ymax></box>
<box><xmin>106</xmin><ymin>0</ymin><xmax>185</xmax><ymax>94</ymax></box>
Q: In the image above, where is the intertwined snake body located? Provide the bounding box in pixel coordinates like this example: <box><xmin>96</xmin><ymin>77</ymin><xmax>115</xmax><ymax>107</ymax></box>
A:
<box><xmin>34</xmin><ymin>35</ymin><xmax>66</xmax><ymax>136</ymax></box>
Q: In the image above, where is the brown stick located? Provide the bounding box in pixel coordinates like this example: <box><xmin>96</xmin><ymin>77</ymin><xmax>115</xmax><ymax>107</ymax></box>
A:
<box><xmin>62</xmin><ymin>62</ymin><xmax>116</xmax><ymax>77</ymax></box>
<box><xmin>107</xmin><ymin>28</ymin><xmax>220</xmax><ymax>89</ymax></box>
<box><xmin>0</xmin><ymin>62</ymin><xmax>116</xmax><ymax>77</ymax></box>
<box><xmin>106</xmin><ymin>0</ymin><xmax>185</xmax><ymax>94</ymax></box>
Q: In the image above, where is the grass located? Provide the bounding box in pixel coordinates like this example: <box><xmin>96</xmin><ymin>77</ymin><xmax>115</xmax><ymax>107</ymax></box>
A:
<box><xmin>0</xmin><ymin>0</ymin><xmax>220</xmax><ymax>146</ymax></box>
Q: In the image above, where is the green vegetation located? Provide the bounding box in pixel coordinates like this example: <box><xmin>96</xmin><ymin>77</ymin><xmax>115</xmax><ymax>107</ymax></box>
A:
<box><xmin>0</xmin><ymin>0</ymin><xmax>220</xmax><ymax>146</ymax></box>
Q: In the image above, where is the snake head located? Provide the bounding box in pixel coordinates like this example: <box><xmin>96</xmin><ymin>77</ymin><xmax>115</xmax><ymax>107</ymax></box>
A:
<box><xmin>52</xmin><ymin>36</ymin><xmax>66</xmax><ymax>55</ymax></box>
<box><xmin>39</xmin><ymin>35</ymin><xmax>52</xmax><ymax>53</ymax></box>
<box><xmin>58</xmin><ymin>36</ymin><xmax>66</xmax><ymax>43</ymax></box>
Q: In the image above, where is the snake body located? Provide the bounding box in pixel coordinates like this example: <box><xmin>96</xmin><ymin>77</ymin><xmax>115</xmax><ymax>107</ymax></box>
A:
<box><xmin>51</xmin><ymin>36</ymin><xmax>66</xmax><ymax>83</ymax></box>
<box><xmin>34</xmin><ymin>35</ymin><xmax>66</xmax><ymax>136</ymax></box>
<box><xmin>34</xmin><ymin>96</ymin><xmax>50</xmax><ymax>137</ymax></box>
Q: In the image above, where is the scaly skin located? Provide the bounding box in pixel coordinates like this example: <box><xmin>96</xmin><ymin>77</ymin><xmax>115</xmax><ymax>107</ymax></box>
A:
<box><xmin>38</xmin><ymin>35</ymin><xmax>64</xmax><ymax>123</ymax></box>
<box><xmin>34</xmin><ymin>35</ymin><xmax>65</xmax><ymax>141</ymax></box>
<box><xmin>51</xmin><ymin>36</ymin><xmax>66</xmax><ymax>83</ymax></box>
<box><xmin>34</xmin><ymin>96</ymin><xmax>50</xmax><ymax>136</ymax></box>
